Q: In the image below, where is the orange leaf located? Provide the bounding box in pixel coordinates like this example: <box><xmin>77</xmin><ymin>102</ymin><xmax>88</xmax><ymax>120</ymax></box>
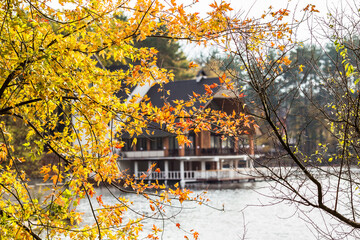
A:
<box><xmin>204</xmin><ymin>85</ymin><xmax>213</xmax><ymax>95</ymax></box>
<box><xmin>193</xmin><ymin>91</ymin><xmax>200</xmax><ymax>97</ymax></box>
<box><xmin>219</xmin><ymin>73</ymin><xmax>226</xmax><ymax>83</ymax></box>
<box><xmin>189</xmin><ymin>61</ymin><xmax>199</xmax><ymax>68</ymax></box>
<box><xmin>43</xmin><ymin>174</ymin><xmax>49</xmax><ymax>182</ymax></box>
<box><xmin>210</xmin><ymin>83</ymin><xmax>218</xmax><ymax>89</ymax></box>
<box><xmin>114</xmin><ymin>142</ymin><xmax>124</xmax><ymax>149</ymax></box>
<box><xmin>51</xmin><ymin>175</ymin><xmax>58</xmax><ymax>185</ymax></box>
<box><xmin>96</xmin><ymin>195</ymin><xmax>103</xmax><ymax>205</ymax></box>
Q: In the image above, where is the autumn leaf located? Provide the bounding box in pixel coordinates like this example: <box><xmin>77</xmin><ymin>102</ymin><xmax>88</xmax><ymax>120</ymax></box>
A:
<box><xmin>239</xmin><ymin>93</ymin><xmax>245</xmax><ymax>98</ymax></box>
<box><xmin>299</xmin><ymin>64</ymin><xmax>304</xmax><ymax>72</ymax></box>
<box><xmin>114</xmin><ymin>142</ymin><xmax>124</xmax><ymax>149</ymax></box>
<box><xmin>0</xmin><ymin>0</ymin><xmax>263</xmax><ymax>238</ymax></box>
<box><xmin>188</xmin><ymin>61</ymin><xmax>199</xmax><ymax>68</ymax></box>
<box><xmin>209</xmin><ymin>83</ymin><xmax>218</xmax><ymax>89</ymax></box>
<box><xmin>219</xmin><ymin>73</ymin><xmax>226</xmax><ymax>83</ymax></box>
<box><xmin>96</xmin><ymin>195</ymin><xmax>104</xmax><ymax>205</ymax></box>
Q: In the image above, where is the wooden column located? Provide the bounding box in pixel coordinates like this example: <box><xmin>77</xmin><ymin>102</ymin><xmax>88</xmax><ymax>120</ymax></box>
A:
<box><xmin>163</xmin><ymin>137</ymin><xmax>169</xmax><ymax>157</ymax></box>
<box><xmin>248</xmin><ymin>134</ymin><xmax>255</xmax><ymax>168</ymax></box>
<box><xmin>216</xmin><ymin>158</ymin><xmax>220</xmax><ymax>170</ymax></box>
<box><xmin>134</xmin><ymin>161</ymin><xmax>138</xmax><ymax>179</ymax></box>
<box><xmin>249</xmin><ymin>134</ymin><xmax>255</xmax><ymax>155</ymax></box>
<box><xmin>180</xmin><ymin>160</ymin><xmax>185</xmax><ymax>188</ymax></box>
<box><xmin>146</xmin><ymin>138</ymin><xmax>151</xmax><ymax>151</ymax></box>
<box><xmin>148</xmin><ymin>161</ymin><xmax>152</xmax><ymax>184</ymax></box>
<box><xmin>234</xmin><ymin>137</ymin><xmax>239</xmax><ymax>153</ymax></box>
<box><xmin>164</xmin><ymin>160</ymin><xmax>169</xmax><ymax>186</ymax></box>
<box><xmin>201</xmin><ymin>161</ymin><xmax>206</xmax><ymax>171</ymax></box>
<box><xmin>179</xmin><ymin>144</ymin><xmax>185</xmax><ymax>157</ymax></box>
<box><xmin>195</xmin><ymin>134</ymin><xmax>201</xmax><ymax>156</ymax></box>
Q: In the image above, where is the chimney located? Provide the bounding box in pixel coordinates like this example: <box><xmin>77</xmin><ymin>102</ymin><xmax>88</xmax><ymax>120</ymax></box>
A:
<box><xmin>196</xmin><ymin>69</ymin><xmax>207</xmax><ymax>82</ymax></box>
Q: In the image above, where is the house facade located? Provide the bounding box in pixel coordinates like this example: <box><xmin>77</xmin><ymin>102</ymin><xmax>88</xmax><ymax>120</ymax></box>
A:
<box><xmin>115</xmin><ymin>77</ymin><xmax>260</xmax><ymax>187</ymax></box>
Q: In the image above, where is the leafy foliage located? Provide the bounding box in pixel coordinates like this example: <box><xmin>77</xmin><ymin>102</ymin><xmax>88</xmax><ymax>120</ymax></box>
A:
<box><xmin>0</xmin><ymin>0</ymin><xmax>255</xmax><ymax>239</ymax></box>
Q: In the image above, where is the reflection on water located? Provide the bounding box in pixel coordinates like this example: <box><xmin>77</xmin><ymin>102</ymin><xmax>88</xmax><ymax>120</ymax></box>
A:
<box><xmin>75</xmin><ymin>181</ymin><xmax>336</xmax><ymax>240</ymax></box>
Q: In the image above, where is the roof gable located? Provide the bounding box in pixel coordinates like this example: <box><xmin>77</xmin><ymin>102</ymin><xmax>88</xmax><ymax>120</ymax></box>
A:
<box><xmin>145</xmin><ymin>77</ymin><xmax>221</xmax><ymax>108</ymax></box>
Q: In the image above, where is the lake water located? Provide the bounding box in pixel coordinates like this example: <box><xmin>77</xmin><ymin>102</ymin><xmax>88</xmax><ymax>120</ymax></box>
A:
<box><xmin>75</xmin><ymin>180</ymin><xmax>357</xmax><ymax>240</ymax></box>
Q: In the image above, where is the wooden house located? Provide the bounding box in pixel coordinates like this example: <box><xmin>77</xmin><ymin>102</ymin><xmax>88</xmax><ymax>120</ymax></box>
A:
<box><xmin>115</xmin><ymin>76</ymin><xmax>260</xmax><ymax>187</ymax></box>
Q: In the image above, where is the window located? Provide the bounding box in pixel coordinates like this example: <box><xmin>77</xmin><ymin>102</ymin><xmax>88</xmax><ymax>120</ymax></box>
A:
<box><xmin>211</xmin><ymin>134</ymin><xmax>221</xmax><ymax>148</ymax></box>
<box><xmin>221</xmin><ymin>138</ymin><xmax>234</xmax><ymax>149</ymax></box>
<box><xmin>187</xmin><ymin>134</ymin><xmax>194</xmax><ymax>149</ymax></box>
<box><xmin>150</xmin><ymin>137</ymin><xmax>163</xmax><ymax>150</ymax></box>
<box><xmin>123</xmin><ymin>139</ymin><xmax>132</xmax><ymax>151</ymax></box>
<box><xmin>136</xmin><ymin>138</ymin><xmax>147</xmax><ymax>151</ymax></box>
<box><xmin>169</xmin><ymin>136</ymin><xmax>178</xmax><ymax>150</ymax></box>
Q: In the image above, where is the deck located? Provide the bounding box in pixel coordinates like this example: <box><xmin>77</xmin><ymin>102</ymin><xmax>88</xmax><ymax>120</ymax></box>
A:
<box><xmin>134</xmin><ymin>168</ymin><xmax>266</xmax><ymax>186</ymax></box>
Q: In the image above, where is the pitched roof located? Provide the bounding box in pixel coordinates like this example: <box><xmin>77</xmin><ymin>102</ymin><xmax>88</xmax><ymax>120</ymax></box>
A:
<box><xmin>119</xmin><ymin>77</ymin><xmax>222</xmax><ymax>138</ymax></box>
<box><xmin>115</xmin><ymin>77</ymin><xmax>222</xmax><ymax>105</ymax></box>
<box><xmin>118</xmin><ymin>77</ymin><xmax>259</xmax><ymax>139</ymax></box>
<box><xmin>144</xmin><ymin>77</ymin><xmax>221</xmax><ymax>108</ymax></box>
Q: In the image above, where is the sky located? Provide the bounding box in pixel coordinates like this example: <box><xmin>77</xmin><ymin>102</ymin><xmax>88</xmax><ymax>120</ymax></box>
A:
<box><xmin>49</xmin><ymin>0</ymin><xmax>357</xmax><ymax>59</ymax></box>
<box><xmin>180</xmin><ymin>0</ymin><xmax>356</xmax><ymax>59</ymax></box>
<box><xmin>184</xmin><ymin>0</ymin><xmax>350</xmax><ymax>21</ymax></box>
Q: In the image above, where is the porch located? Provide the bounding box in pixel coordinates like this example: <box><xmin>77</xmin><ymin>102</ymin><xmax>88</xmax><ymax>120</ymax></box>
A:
<box><xmin>117</xmin><ymin>154</ymin><xmax>263</xmax><ymax>187</ymax></box>
<box><xmin>135</xmin><ymin>169</ymin><xmax>260</xmax><ymax>182</ymax></box>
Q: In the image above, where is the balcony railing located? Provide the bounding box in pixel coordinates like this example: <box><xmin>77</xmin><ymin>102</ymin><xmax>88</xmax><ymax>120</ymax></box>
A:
<box><xmin>136</xmin><ymin>171</ymin><xmax>196</xmax><ymax>180</ymax></box>
<box><xmin>168</xmin><ymin>149</ymin><xmax>179</xmax><ymax>156</ymax></box>
<box><xmin>172</xmin><ymin>147</ymin><xmax>243</xmax><ymax>156</ymax></box>
<box><xmin>134</xmin><ymin>169</ymin><xmax>260</xmax><ymax>181</ymax></box>
<box><xmin>200</xmin><ymin>148</ymin><xmax>235</xmax><ymax>155</ymax></box>
<box><xmin>117</xmin><ymin>147</ymin><xmax>250</xmax><ymax>159</ymax></box>
<box><xmin>119</xmin><ymin>150</ymin><xmax>165</xmax><ymax>158</ymax></box>
<box><xmin>185</xmin><ymin>148</ymin><xmax>195</xmax><ymax>156</ymax></box>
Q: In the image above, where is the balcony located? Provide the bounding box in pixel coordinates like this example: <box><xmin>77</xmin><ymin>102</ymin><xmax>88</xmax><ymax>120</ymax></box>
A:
<box><xmin>134</xmin><ymin>169</ymin><xmax>259</xmax><ymax>181</ymax></box>
<box><xmin>199</xmin><ymin>148</ymin><xmax>236</xmax><ymax>155</ymax></box>
<box><xmin>171</xmin><ymin>147</ymin><xmax>242</xmax><ymax>157</ymax></box>
<box><xmin>116</xmin><ymin>147</ymin><xmax>252</xmax><ymax>159</ymax></box>
<box><xmin>142</xmin><ymin>171</ymin><xmax>196</xmax><ymax>180</ymax></box>
<box><xmin>118</xmin><ymin>150</ymin><xmax>165</xmax><ymax>158</ymax></box>
<box><xmin>168</xmin><ymin>149</ymin><xmax>179</xmax><ymax>156</ymax></box>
